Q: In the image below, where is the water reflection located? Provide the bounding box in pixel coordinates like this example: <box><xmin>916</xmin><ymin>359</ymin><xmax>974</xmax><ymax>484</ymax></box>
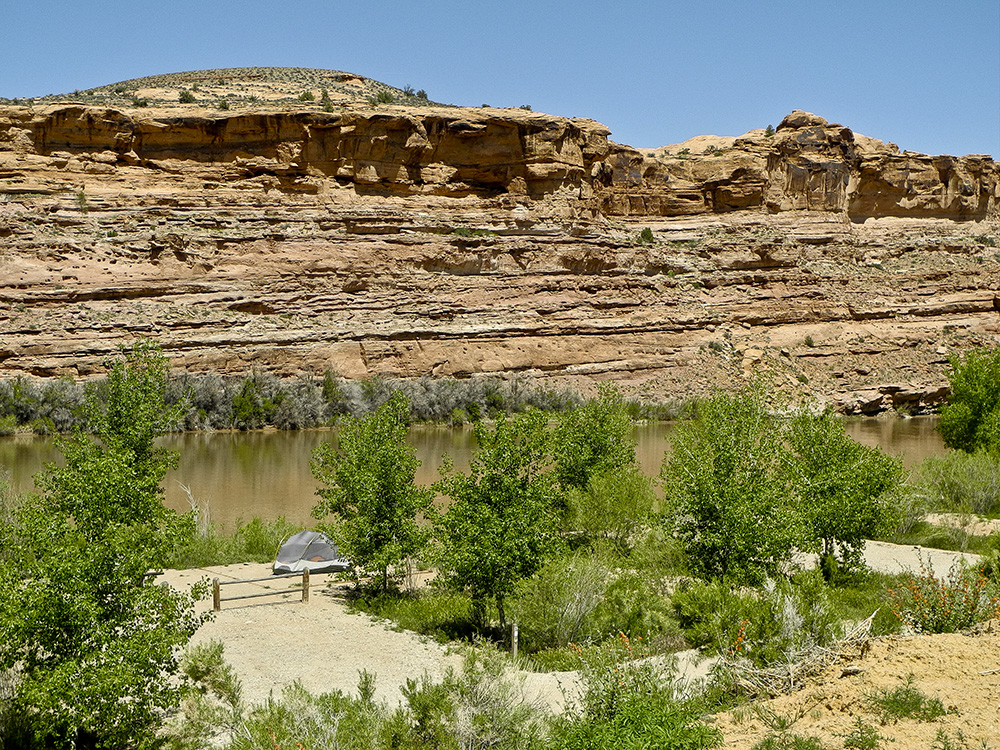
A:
<box><xmin>0</xmin><ymin>417</ymin><xmax>946</xmax><ymax>529</ymax></box>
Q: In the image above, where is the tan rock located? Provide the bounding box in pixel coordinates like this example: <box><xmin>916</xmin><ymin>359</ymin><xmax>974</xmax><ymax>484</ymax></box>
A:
<box><xmin>0</xmin><ymin>70</ymin><xmax>997</xmax><ymax>412</ymax></box>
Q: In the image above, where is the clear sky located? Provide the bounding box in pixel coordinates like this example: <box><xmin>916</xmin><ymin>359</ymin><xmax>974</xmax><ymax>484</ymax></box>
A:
<box><xmin>2</xmin><ymin>0</ymin><xmax>997</xmax><ymax>157</ymax></box>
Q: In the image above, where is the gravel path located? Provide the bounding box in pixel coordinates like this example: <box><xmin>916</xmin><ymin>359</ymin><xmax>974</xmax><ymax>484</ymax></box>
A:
<box><xmin>160</xmin><ymin>563</ymin><xmax>465</xmax><ymax>707</ymax></box>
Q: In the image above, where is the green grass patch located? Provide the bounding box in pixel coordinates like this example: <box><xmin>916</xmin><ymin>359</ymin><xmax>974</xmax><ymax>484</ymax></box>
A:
<box><xmin>864</xmin><ymin>675</ymin><xmax>949</xmax><ymax>724</ymax></box>
<box><xmin>822</xmin><ymin>569</ymin><xmax>904</xmax><ymax>636</ymax></box>
<box><xmin>166</xmin><ymin>516</ymin><xmax>301</xmax><ymax>569</ymax></box>
<box><xmin>881</xmin><ymin>520</ymin><xmax>997</xmax><ymax>554</ymax></box>
<box><xmin>346</xmin><ymin>587</ymin><xmax>479</xmax><ymax>643</ymax></box>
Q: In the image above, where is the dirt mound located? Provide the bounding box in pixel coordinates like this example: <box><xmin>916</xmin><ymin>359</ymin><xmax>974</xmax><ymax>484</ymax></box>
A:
<box><xmin>716</xmin><ymin>624</ymin><xmax>1000</xmax><ymax>749</ymax></box>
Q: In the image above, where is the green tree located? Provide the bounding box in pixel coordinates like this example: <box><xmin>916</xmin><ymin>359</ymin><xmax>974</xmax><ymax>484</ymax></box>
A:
<box><xmin>435</xmin><ymin>409</ymin><xmax>561</xmax><ymax>630</ymax></box>
<box><xmin>0</xmin><ymin>341</ymin><xmax>206</xmax><ymax>749</ymax></box>
<box><xmin>567</xmin><ymin>466</ymin><xmax>657</xmax><ymax>556</ymax></box>
<box><xmin>553</xmin><ymin>384</ymin><xmax>636</xmax><ymax>492</ymax></box>
<box><xmin>787</xmin><ymin>410</ymin><xmax>904</xmax><ymax>572</ymax></box>
<box><xmin>311</xmin><ymin>393</ymin><xmax>433</xmax><ymax>590</ymax></box>
<box><xmin>938</xmin><ymin>347</ymin><xmax>1000</xmax><ymax>453</ymax></box>
<box><xmin>660</xmin><ymin>388</ymin><xmax>803</xmax><ymax>584</ymax></box>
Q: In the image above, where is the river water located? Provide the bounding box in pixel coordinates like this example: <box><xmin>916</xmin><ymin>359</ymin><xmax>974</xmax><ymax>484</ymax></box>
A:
<box><xmin>0</xmin><ymin>417</ymin><xmax>946</xmax><ymax>529</ymax></box>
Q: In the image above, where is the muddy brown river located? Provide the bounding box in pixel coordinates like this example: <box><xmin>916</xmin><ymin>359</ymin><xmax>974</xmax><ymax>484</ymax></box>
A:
<box><xmin>0</xmin><ymin>417</ymin><xmax>946</xmax><ymax>528</ymax></box>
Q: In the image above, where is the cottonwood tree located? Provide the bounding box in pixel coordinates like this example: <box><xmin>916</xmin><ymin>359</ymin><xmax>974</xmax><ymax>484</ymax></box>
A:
<box><xmin>660</xmin><ymin>388</ymin><xmax>804</xmax><ymax>584</ymax></box>
<box><xmin>787</xmin><ymin>409</ymin><xmax>904</xmax><ymax>573</ymax></box>
<box><xmin>311</xmin><ymin>392</ymin><xmax>433</xmax><ymax>590</ymax></box>
<box><xmin>938</xmin><ymin>346</ymin><xmax>1000</xmax><ymax>454</ymax></box>
<box><xmin>0</xmin><ymin>340</ymin><xmax>206</xmax><ymax>749</ymax></box>
<box><xmin>435</xmin><ymin>409</ymin><xmax>561</xmax><ymax>630</ymax></box>
<box><xmin>552</xmin><ymin>384</ymin><xmax>637</xmax><ymax>492</ymax></box>
<box><xmin>566</xmin><ymin>466</ymin><xmax>657</xmax><ymax>556</ymax></box>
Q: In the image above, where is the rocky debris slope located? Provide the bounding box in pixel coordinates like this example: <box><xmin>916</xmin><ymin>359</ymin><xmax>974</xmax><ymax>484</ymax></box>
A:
<box><xmin>1</xmin><ymin>71</ymin><xmax>998</xmax><ymax>411</ymax></box>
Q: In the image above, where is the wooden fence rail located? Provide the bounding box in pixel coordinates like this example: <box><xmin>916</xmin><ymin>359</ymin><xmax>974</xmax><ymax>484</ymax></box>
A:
<box><xmin>212</xmin><ymin>569</ymin><xmax>310</xmax><ymax>611</ymax></box>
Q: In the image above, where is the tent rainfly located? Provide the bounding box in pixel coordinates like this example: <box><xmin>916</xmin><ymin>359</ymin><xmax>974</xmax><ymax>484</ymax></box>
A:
<box><xmin>273</xmin><ymin>530</ymin><xmax>350</xmax><ymax>575</ymax></box>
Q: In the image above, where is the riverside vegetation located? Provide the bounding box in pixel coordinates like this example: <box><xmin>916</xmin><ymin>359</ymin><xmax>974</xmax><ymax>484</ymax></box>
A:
<box><xmin>1</xmin><ymin>343</ymin><xmax>999</xmax><ymax>749</ymax></box>
<box><xmin>0</xmin><ymin>369</ymin><xmax>678</xmax><ymax>437</ymax></box>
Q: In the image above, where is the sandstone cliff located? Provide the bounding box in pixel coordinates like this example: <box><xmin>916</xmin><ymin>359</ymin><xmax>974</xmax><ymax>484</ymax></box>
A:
<box><xmin>1</xmin><ymin>72</ymin><xmax>998</xmax><ymax>413</ymax></box>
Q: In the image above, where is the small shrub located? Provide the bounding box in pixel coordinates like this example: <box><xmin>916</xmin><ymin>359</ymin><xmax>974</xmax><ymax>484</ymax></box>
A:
<box><xmin>931</xmin><ymin>729</ymin><xmax>980</xmax><ymax>750</ymax></box>
<box><xmin>179</xmin><ymin>89</ymin><xmax>196</xmax><ymax>104</ymax></box>
<box><xmin>298</xmin><ymin>90</ymin><xmax>315</xmax><ymax>102</ymax></box>
<box><xmin>550</xmin><ymin>634</ymin><xmax>722</xmax><ymax>750</ymax></box>
<box><xmin>751</xmin><ymin>734</ymin><xmax>828</xmax><ymax>750</ymax></box>
<box><xmin>167</xmin><ymin>516</ymin><xmax>300</xmax><ymax>569</ymax></box>
<box><xmin>672</xmin><ymin>572</ymin><xmax>842</xmax><ymax>668</ymax></box>
<box><xmin>565</xmin><ymin>467</ymin><xmax>656</xmax><ymax>556</ymax></box>
<box><xmin>765</xmin><ymin>124</ymin><xmax>775</xmax><ymax>137</ymax></box>
<box><xmin>416</xmin><ymin>89</ymin><xmax>428</xmax><ymax>100</ymax></box>
<box><xmin>841</xmin><ymin>717</ymin><xmax>886</xmax><ymax>750</ymax></box>
<box><xmin>180</xmin><ymin>640</ymin><xmax>243</xmax><ymax>711</ymax></box>
<box><xmin>706</xmin><ymin>340</ymin><xmax>726</xmax><ymax>353</ymax></box>
<box><xmin>370</xmin><ymin>90</ymin><xmax>395</xmax><ymax>105</ymax></box>
<box><xmin>637</xmin><ymin>227</ymin><xmax>655</xmax><ymax>244</ymax></box>
<box><xmin>887</xmin><ymin>553</ymin><xmax>1000</xmax><ymax>633</ymax></box>
<box><xmin>804</xmin><ymin>335</ymin><xmax>815</xmax><ymax>347</ymax></box>
<box><xmin>217</xmin><ymin>99</ymin><xmax>230</xmax><ymax>111</ymax></box>
<box><xmin>864</xmin><ymin>675</ymin><xmax>948</xmax><ymax>724</ymax></box>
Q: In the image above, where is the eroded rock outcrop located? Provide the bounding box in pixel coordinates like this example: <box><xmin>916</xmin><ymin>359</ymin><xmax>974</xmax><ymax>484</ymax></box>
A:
<box><xmin>4</xmin><ymin>106</ymin><xmax>995</xmax><ymax>220</ymax></box>
<box><xmin>0</xmin><ymin>91</ymin><xmax>997</xmax><ymax>411</ymax></box>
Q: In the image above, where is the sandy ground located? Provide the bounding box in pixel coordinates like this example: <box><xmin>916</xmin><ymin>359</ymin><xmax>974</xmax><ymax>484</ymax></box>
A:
<box><xmin>159</xmin><ymin>540</ymin><xmax>989</xmax><ymax>719</ymax></box>
<box><xmin>715</xmin><ymin>624</ymin><xmax>1000</xmax><ymax>749</ymax></box>
<box><xmin>159</xmin><ymin>563</ymin><xmax>574</xmax><ymax>711</ymax></box>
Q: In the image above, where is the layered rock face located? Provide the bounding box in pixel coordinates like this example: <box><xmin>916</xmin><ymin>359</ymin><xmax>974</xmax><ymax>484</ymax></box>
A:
<box><xmin>1</xmin><ymin>99</ymin><xmax>998</xmax><ymax>412</ymax></box>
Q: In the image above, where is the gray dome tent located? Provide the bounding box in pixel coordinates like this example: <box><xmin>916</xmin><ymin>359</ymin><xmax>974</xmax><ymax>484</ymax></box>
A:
<box><xmin>273</xmin><ymin>530</ymin><xmax>350</xmax><ymax>574</ymax></box>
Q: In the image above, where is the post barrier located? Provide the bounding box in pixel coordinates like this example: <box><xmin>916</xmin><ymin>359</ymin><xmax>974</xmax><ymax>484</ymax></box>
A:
<box><xmin>211</xmin><ymin>570</ymin><xmax>311</xmax><ymax>611</ymax></box>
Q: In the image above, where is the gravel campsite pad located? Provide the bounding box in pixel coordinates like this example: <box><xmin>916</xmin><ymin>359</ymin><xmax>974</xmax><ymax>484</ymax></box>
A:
<box><xmin>159</xmin><ymin>563</ymin><xmax>570</xmax><ymax>710</ymax></box>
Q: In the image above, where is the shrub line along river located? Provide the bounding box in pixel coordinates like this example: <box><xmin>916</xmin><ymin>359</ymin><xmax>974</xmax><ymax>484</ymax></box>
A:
<box><xmin>0</xmin><ymin>417</ymin><xmax>946</xmax><ymax>529</ymax></box>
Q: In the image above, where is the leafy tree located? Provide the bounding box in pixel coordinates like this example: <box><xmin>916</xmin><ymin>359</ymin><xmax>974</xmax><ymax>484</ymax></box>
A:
<box><xmin>567</xmin><ymin>466</ymin><xmax>657</xmax><ymax>556</ymax></box>
<box><xmin>435</xmin><ymin>409</ymin><xmax>561</xmax><ymax>630</ymax></box>
<box><xmin>553</xmin><ymin>384</ymin><xmax>636</xmax><ymax>492</ymax></box>
<box><xmin>660</xmin><ymin>388</ymin><xmax>803</xmax><ymax>584</ymax></box>
<box><xmin>311</xmin><ymin>393</ymin><xmax>434</xmax><ymax>590</ymax></box>
<box><xmin>0</xmin><ymin>341</ymin><xmax>207</xmax><ymax>749</ymax></box>
<box><xmin>938</xmin><ymin>347</ymin><xmax>1000</xmax><ymax>453</ymax></box>
<box><xmin>787</xmin><ymin>410</ymin><xmax>904</xmax><ymax>572</ymax></box>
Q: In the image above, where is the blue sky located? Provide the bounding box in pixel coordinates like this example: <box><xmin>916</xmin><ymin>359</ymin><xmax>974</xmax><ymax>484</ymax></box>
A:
<box><xmin>2</xmin><ymin>0</ymin><xmax>997</xmax><ymax>157</ymax></box>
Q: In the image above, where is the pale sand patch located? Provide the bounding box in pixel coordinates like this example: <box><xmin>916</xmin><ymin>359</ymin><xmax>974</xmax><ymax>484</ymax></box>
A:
<box><xmin>159</xmin><ymin>563</ymin><xmax>570</xmax><ymax>710</ymax></box>
<box><xmin>925</xmin><ymin>512</ymin><xmax>1000</xmax><ymax>538</ymax></box>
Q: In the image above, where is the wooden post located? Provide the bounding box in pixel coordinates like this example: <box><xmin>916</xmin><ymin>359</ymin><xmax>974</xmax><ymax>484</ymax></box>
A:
<box><xmin>212</xmin><ymin>578</ymin><xmax>221</xmax><ymax>612</ymax></box>
<box><xmin>301</xmin><ymin>568</ymin><xmax>310</xmax><ymax>604</ymax></box>
<box><xmin>511</xmin><ymin>623</ymin><xmax>519</xmax><ymax>659</ymax></box>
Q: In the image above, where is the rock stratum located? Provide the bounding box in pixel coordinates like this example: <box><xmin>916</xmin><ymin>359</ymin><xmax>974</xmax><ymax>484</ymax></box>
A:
<box><xmin>1</xmin><ymin>68</ymin><xmax>998</xmax><ymax>413</ymax></box>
